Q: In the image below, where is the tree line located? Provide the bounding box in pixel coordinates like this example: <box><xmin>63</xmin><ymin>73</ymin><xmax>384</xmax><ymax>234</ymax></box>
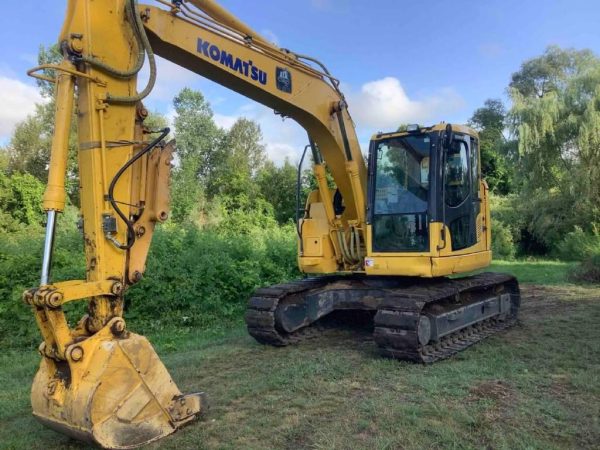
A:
<box><xmin>467</xmin><ymin>46</ymin><xmax>600</xmax><ymax>263</ymax></box>
<box><xmin>1</xmin><ymin>45</ymin><xmax>599</xmax><ymax>264</ymax></box>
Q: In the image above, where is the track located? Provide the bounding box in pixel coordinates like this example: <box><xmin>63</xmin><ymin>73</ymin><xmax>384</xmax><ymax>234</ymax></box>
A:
<box><xmin>373</xmin><ymin>272</ymin><xmax>520</xmax><ymax>363</ymax></box>
<box><xmin>245</xmin><ymin>273</ymin><xmax>520</xmax><ymax>363</ymax></box>
<box><xmin>245</xmin><ymin>277</ymin><xmax>332</xmax><ymax>346</ymax></box>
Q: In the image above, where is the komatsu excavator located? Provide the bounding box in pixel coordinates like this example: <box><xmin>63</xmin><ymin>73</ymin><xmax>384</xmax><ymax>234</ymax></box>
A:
<box><xmin>24</xmin><ymin>0</ymin><xmax>520</xmax><ymax>447</ymax></box>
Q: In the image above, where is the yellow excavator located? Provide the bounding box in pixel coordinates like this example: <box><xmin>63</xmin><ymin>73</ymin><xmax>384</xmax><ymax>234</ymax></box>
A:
<box><xmin>24</xmin><ymin>0</ymin><xmax>520</xmax><ymax>447</ymax></box>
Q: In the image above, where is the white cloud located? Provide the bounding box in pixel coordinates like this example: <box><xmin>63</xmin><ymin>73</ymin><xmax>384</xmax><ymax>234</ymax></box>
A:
<box><xmin>146</xmin><ymin>68</ymin><xmax>464</xmax><ymax>167</ymax></box>
<box><xmin>347</xmin><ymin>77</ymin><xmax>465</xmax><ymax>131</ymax></box>
<box><xmin>0</xmin><ymin>74</ymin><xmax>44</xmax><ymax>140</ymax></box>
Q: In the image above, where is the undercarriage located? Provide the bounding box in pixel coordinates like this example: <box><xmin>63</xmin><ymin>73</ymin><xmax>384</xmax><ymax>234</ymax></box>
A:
<box><xmin>245</xmin><ymin>273</ymin><xmax>520</xmax><ymax>363</ymax></box>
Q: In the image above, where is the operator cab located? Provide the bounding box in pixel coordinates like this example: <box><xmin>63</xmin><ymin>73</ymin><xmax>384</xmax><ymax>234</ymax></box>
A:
<box><xmin>367</xmin><ymin>123</ymin><xmax>481</xmax><ymax>255</ymax></box>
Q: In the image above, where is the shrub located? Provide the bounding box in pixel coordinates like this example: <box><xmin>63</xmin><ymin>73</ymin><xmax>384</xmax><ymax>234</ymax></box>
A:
<box><xmin>491</xmin><ymin>218</ymin><xmax>516</xmax><ymax>260</ymax></box>
<box><xmin>490</xmin><ymin>194</ymin><xmax>527</xmax><ymax>257</ymax></box>
<box><xmin>0</xmin><ymin>187</ymin><xmax>301</xmax><ymax>350</ymax></box>
<box><xmin>125</xmin><ymin>222</ymin><xmax>299</xmax><ymax>332</ymax></box>
<box><xmin>0</xmin><ymin>221</ymin><xmax>299</xmax><ymax>350</ymax></box>
<box><xmin>0</xmin><ymin>225</ymin><xmax>84</xmax><ymax>349</ymax></box>
<box><xmin>0</xmin><ymin>171</ymin><xmax>45</xmax><ymax>232</ymax></box>
<box><xmin>554</xmin><ymin>226</ymin><xmax>600</xmax><ymax>261</ymax></box>
<box><xmin>569</xmin><ymin>254</ymin><xmax>600</xmax><ymax>283</ymax></box>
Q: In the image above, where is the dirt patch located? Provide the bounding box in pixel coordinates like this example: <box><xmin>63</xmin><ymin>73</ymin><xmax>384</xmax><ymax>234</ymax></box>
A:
<box><xmin>519</xmin><ymin>284</ymin><xmax>600</xmax><ymax>319</ymax></box>
<box><xmin>470</xmin><ymin>379</ymin><xmax>515</xmax><ymax>402</ymax></box>
<box><xmin>469</xmin><ymin>380</ymin><xmax>518</xmax><ymax>422</ymax></box>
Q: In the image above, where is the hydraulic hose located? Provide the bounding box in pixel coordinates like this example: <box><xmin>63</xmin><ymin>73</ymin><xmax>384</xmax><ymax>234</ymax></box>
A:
<box><xmin>293</xmin><ymin>52</ymin><xmax>343</xmax><ymax>98</ymax></box>
<box><xmin>336</xmin><ymin>228</ymin><xmax>358</xmax><ymax>266</ymax></box>
<box><xmin>106</xmin><ymin>0</ymin><xmax>157</xmax><ymax>104</ymax></box>
<box><xmin>353</xmin><ymin>226</ymin><xmax>362</xmax><ymax>261</ymax></box>
<box><xmin>349</xmin><ymin>225</ymin><xmax>356</xmax><ymax>261</ymax></box>
<box><xmin>296</xmin><ymin>144</ymin><xmax>310</xmax><ymax>248</ymax></box>
<box><xmin>106</xmin><ymin>127</ymin><xmax>170</xmax><ymax>250</ymax></box>
<box><xmin>81</xmin><ymin>0</ymin><xmax>157</xmax><ymax>104</ymax></box>
<box><xmin>79</xmin><ymin>0</ymin><xmax>145</xmax><ymax>78</ymax></box>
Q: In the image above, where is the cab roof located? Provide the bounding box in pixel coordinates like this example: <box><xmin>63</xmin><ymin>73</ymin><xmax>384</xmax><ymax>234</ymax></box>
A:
<box><xmin>370</xmin><ymin>123</ymin><xmax>478</xmax><ymax>142</ymax></box>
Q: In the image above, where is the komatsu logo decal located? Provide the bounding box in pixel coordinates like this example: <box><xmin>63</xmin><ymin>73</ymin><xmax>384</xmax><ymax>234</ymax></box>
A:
<box><xmin>197</xmin><ymin>38</ymin><xmax>267</xmax><ymax>85</ymax></box>
<box><xmin>276</xmin><ymin>67</ymin><xmax>292</xmax><ymax>93</ymax></box>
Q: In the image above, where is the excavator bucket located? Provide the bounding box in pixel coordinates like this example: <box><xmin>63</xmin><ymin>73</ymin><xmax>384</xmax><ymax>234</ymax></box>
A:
<box><xmin>31</xmin><ymin>318</ymin><xmax>206</xmax><ymax>449</ymax></box>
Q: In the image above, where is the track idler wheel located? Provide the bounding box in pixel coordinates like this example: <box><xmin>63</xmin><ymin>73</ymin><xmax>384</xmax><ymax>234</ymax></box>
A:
<box><xmin>31</xmin><ymin>317</ymin><xmax>207</xmax><ymax>449</ymax></box>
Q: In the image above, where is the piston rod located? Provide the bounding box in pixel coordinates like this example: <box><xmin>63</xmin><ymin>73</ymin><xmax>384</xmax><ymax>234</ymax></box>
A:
<box><xmin>40</xmin><ymin>210</ymin><xmax>57</xmax><ymax>285</ymax></box>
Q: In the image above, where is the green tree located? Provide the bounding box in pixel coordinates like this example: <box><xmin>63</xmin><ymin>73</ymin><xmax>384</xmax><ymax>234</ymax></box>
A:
<box><xmin>468</xmin><ymin>99</ymin><xmax>515</xmax><ymax>194</ymax></box>
<box><xmin>510</xmin><ymin>46</ymin><xmax>596</xmax><ymax>99</ymax></box>
<box><xmin>171</xmin><ymin>88</ymin><xmax>223</xmax><ymax>222</ymax></box>
<box><xmin>0</xmin><ymin>149</ymin><xmax>8</xmax><ymax>172</ymax></box>
<box><xmin>209</xmin><ymin>118</ymin><xmax>266</xmax><ymax>202</ymax></box>
<box><xmin>5</xmin><ymin>111</ymin><xmax>49</xmax><ymax>180</ymax></box>
<box><xmin>0</xmin><ymin>171</ymin><xmax>45</xmax><ymax>232</ymax></box>
<box><xmin>508</xmin><ymin>46</ymin><xmax>600</xmax><ymax>250</ymax></box>
<box><xmin>257</xmin><ymin>158</ymin><xmax>297</xmax><ymax>224</ymax></box>
<box><xmin>144</xmin><ymin>110</ymin><xmax>169</xmax><ymax>132</ymax></box>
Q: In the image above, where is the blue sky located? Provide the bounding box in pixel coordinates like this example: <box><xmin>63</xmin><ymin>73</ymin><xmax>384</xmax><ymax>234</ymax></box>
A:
<box><xmin>1</xmin><ymin>0</ymin><xmax>598</xmax><ymax>163</ymax></box>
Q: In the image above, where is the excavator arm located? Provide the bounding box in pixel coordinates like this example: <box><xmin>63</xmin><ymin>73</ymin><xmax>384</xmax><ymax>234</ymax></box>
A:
<box><xmin>143</xmin><ymin>0</ymin><xmax>368</xmax><ymax>271</ymax></box>
<box><xmin>24</xmin><ymin>0</ymin><xmax>368</xmax><ymax>447</ymax></box>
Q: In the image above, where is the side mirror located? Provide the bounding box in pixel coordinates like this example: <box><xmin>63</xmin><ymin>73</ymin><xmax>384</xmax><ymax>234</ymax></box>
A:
<box><xmin>443</xmin><ymin>123</ymin><xmax>454</xmax><ymax>150</ymax></box>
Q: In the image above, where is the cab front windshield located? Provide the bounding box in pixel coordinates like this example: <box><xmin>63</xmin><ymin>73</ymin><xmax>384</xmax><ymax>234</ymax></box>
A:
<box><xmin>372</xmin><ymin>134</ymin><xmax>431</xmax><ymax>252</ymax></box>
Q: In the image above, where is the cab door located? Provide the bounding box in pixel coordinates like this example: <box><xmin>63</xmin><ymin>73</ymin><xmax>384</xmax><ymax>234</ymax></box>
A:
<box><xmin>443</xmin><ymin>135</ymin><xmax>478</xmax><ymax>251</ymax></box>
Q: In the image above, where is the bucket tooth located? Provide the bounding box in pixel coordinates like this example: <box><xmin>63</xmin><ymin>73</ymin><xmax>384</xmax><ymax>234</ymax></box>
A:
<box><xmin>31</xmin><ymin>318</ymin><xmax>206</xmax><ymax>449</ymax></box>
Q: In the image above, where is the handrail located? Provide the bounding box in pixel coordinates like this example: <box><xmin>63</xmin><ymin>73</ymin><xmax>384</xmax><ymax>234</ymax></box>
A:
<box><xmin>27</xmin><ymin>64</ymin><xmax>106</xmax><ymax>86</ymax></box>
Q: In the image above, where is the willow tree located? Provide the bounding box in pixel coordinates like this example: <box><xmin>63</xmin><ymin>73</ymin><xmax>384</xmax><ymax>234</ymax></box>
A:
<box><xmin>509</xmin><ymin>46</ymin><xmax>600</xmax><ymax>249</ymax></box>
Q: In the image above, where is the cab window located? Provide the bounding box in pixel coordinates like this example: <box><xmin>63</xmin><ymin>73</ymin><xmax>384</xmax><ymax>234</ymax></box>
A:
<box><xmin>372</xmin><ymin>135</ymin><xmax>431</xmax><ymax>252</ymax></box>
<box><xmin>444</xmin><ymin>141</ymin><xmax>470</xmax><ymax>207</ymax></box>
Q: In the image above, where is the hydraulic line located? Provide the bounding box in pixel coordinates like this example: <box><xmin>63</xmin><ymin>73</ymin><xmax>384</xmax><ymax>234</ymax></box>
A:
<box><xmin>107</xmin><ymin>0</ymin><xmax>157</xmax><ymax>104</ymax></box>
<box><xmin>349</xmin><ymin>225</ymin><xmax>357</xmax><ymax>261</ymax></box>
<box><xmin>296</xmin><ymin>144</ymin><xmax>310</xmax><ymax>252</ymax></box>
<box><xmin>79</xmin><ymin>0</ymin><xmax>145</xmax><ymax>78</ymax></box>
<box><xmin>336</xmin><ymin>228</ymin><xmax>358</xmax><ymax>266</ymax></box>
<box><xmin>335</xmin><ymin>230</ymin><xmax>349</xmax><ymax>265</ymax></box>
<box><xmin>353</xmin><ymin>226</ymin><xmax>362</xmax><ymax>260</ymax></box>
<box><xmin>172</xmin><ymin>1</ymin><xmax>344</xmax><ymax>96</ymax></box>
<box><xmin>106</xmin><ymin>127</ymin><xmax>170</xmax><ymax>250</ymax></box>
<box><xmin>82</xmin><ymin>0</ymin><xmax>157</xmax><ymax>104</ymax></box>
<box><xmin>292</xmin><ymin>52</ymin><xmax>343</xmax><ymax>98</ymax></box>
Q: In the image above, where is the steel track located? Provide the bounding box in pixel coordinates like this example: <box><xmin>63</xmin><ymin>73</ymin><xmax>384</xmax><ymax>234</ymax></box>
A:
<box><xmin>245</xmin><ymin>273</ymin><xmax>520</xmax><ymax>363</ymax></box>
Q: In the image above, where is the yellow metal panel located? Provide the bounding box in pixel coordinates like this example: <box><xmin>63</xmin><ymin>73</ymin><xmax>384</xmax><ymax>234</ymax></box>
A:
<box><xmin>364</xmin><ymin>255</ymin><xmax>434</xmax><ymax>277</ymax></box>
<box><xmin>364</xmin><ymin>220</ymin><xmax>491</xmax><ymax>277</ymax></box>
<box><xmin>432</xmin><ymin>251</ymin><xmax>492</xmax><ymax>277</ymax></box>
<box><xmin>303</xmin><ymin>237</ymin><xmax>323</xmax><ymax>257</ymax></box>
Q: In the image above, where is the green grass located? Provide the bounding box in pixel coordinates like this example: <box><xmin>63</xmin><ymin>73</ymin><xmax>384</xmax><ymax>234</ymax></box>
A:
<box><xmin>489</xmin><ymin>260</ymin><xmax>578</xmax><ymax>284</ymax></box>
<box><xmin>0</xmin><ymin>263</ymin><xmax>598</xmax><ymax>449</ymax></box>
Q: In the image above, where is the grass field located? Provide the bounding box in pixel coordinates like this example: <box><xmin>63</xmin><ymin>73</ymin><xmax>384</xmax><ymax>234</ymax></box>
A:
<box><xmin>0</xmin><ymin>263</ymin><xmax>598</xmax><ymax>449</ymax></box>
